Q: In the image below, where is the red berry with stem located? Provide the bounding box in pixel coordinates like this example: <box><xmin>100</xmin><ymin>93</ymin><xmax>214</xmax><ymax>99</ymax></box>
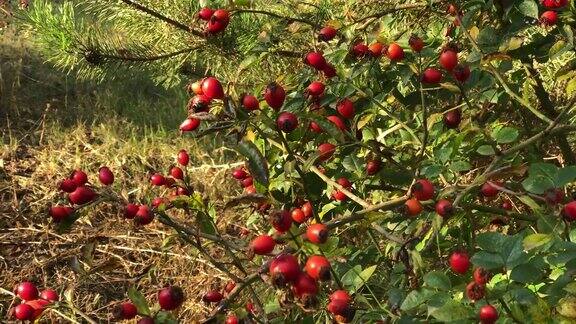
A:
<box><xmin>502</xmin><ymin>200</ymin><xmax>513</xmax><ymax>210</ymax></box>
<box><xmin>309</xmin><ymin>121</ymin><xmax>323</xmax><ymax>133</ymax></box>
<box><xmin>479</xmin><ymin>305</ymin><xmax>499</xmax><ymax>324</ymax></box>
<box><xmin>453</xmin><ymin>64</ymin><xmax>471</xmax><ymax>82</ymax></box>
<box><xmin>201</xmin><ymin>77</ymin><xmax>224</xmax><ymax>100</ymax></box>
<box><xmin>124</xmin><ymin>203</ymin><xmax>139</xmax><ymax>219</ymax></box>
<box><xmin>563</xmin><ymin>201</ymin><xmax>576</xmax><ymax>221</ymax></box>
<box><xmin>213</xmin><ymin>9</ymin><xmax>230</xmax><ymax>22</ymax></box>
<box><xmin>232</xmin><ymin>168</ymin><xmax>248</xmax><ymax>180</ymax></box>
<box><xmin>386</xmin><ymin>43</ymin><xmax>404</xmax><ymax>61</ymax></box>
<box><xmin>435</xmin><ymin>199</ymin><xmax>454</xmax><ymax>217</ymax></box>
<box><xmin>323</xmin><ymin>64</ymin><xmax>337</xmax><ymax>78</ymax></box>
<box><xmin>16</xmin><ymin>282</ymin><xmax>38</xmax><ymax>301</ymax></box>
<box><xmin>443</xmin><ymin>108</ymin><xmax>462</xmax><ymax>128</ymax></box>
<box><xmin>301</xmin><ymin>201</ymin><xmax>313</xmax><ymax>219</ymax></box>
<box><xmin>242</xmin><ymin>94</ymin><xmax>260</xmax><ymax>111</ymax></box>
<box><xmin>318</xmin><ymin>26</ymin><xmax>337</xmax><ymax>41</ymax></box>
<box><xmin>307</xmin><ymin>81</ymin><xmax>325</xmax><ymax>97</ymax></box>
<box><xmin>473</xmin><ymin>267</ymin><xmax>491</xmax><ymax>285</ymax></box>
<box><xmin>412</xmin><ymin>179</ymin><xmax>435</xmax><ymax>201</ymax></box>
<box><xmin>421</xmin><ymin>68</ymin><xmax>443</xmax><ymax>84</ymax></box>
<box><xmin>481</xmin><ymin>181</ymin><xmax>501</xmax><ymax>197</ymax></box>
<box><xmin>466</xmin><ymin>281</ymin><xmax>485</xmax><ymax>300</ymax></box>
<box><xmin>150</xmin><ymin>173</ymin><xmax>165</xmax><ymax>186</ymax></box>
<box><xmin>170</xmin><ymin>167</ymin><xmax>184</xmax><ymax>180</ymax></box>
<box><xmin>305</xmin><ymin>255</ymin><xmax>331</xmax><ymax>281</ymax></box>
<box><xmin>409</xmin><ymin>35</ymin><xmax>424</xmax><ymax>52</ymax></box>
<box><xmin>269</xmin><ymin>253</ymin><xmax>301</xmax><ymax>286</ymax></box>
<box><xmin>241</xmin><ymin>176</ymin><xmax>253</xmax><ymax>187</ymax></box>
<box><xmin>404</xmin><ymin>198</ymin><xmax>423</xmax><ymax>216</ymax></box>
<box><xmin>180</xmin><ymin>118</ymin><xmax>201</xmax><ymax>132</ymax></box>
<box><xmin>277</xmin><ymin>112</ymin><xmax>299</xmax><ymax>133</ymax></box>
<box><xmin>439</xmin><ymin>50</ymin><xmax>458</xmax><ymax>70</ymax></box>
<box><xmin>134</xmin><ymin>205</ymin><xmax>154</xmax><ymax>226</ymax></box>
<box><xmin>318</xmin><ymin>143</ymin><xmax>336</xmax><ymax>161</ymax></box>
<box><xmin>330</xmin><ymin>290</ymin><xmax>352</xmax><ymax>303</ymax></box>
<box><xmin>225</xmin><ymin>316</ymin><xmax>239</xmax><ymax>324</ymax></box>
<box><xmin>366</xmin><ymin>159</ymin><xmax>382</xmax><ymax>175</ymax></box>
<box><xmin>188</xmin><ymin>94</ymin><xmax>211</xmax><ymax>113</ymax></box>
<box><xmin>113</xmin><ymin>302</ymin><xmax>138</xmax><ymax>320</ymax></box>
<box><xmin>337</xmin><ymin>98</ymin><xmax>355</xmax><ymax>119</ymax></box>
<box><xmin>271</xmin><ymin>210</ymin><xmax>292</xmax><ymax>233</ymax></box>
<box><xmin>291</xmin><ymin>208</ymin><xmax>308</xmax><ymax>223</ymax></box>
<box><xmin>39</xmin><ymin>289</ymin><xmax>59</xmax><ymax>302</ymax></box>
<box><xmin>327</xmin><ymin>299</ymin><xmax>350</xmax><ymax>316</ymax></box>
<box><xmin>68</xmin><ymin>186</ymin><xmax>96</xmax><ymax>205</ymax></box>
<box><xmin>292</xmin><ymin>272</ymin><xmax>319</xmax><ymax>298</ymax></box>
<box><xmin>327</xmin><ymin>115</ymin><xmax>346</xmax><ymax>131</ymax></box>
<box><xmin>198</xmin><ymin>7</ymin><xmax>214</xmax><ymax>20</ymax></box>
<box><xmin>351</xmin><ymin>42</ymin><xmax>369</xmax><ymax>57</ymax></box>
<box><xmin>368</xmin><ymin>42</ymin><xmax>384</xmax><ymax>57</ymax></box>
<box><xmin>158</xmin><ymin>286</ymin><xmax>185</xmax><ymax>310</ymax></box>
<box><xmin>177</xmin><ymin>150</ymin><xmax>189</xmax><ymax>166</ymax></box>
<box><xmin>71</xmin><ymin>169</ymin><xmax>88</xmax><ymax>186</ymax></box>
<box><xmin>49</xmin><ymin>205</ymin><xmax>73</xmax><ymax>222</ymax></box>
<box><xmin>26</xmin><ymin>299</ymin><xmax>49</xmax><ymax>320</ymax></box>
<box><xmin>203</xmin><ymin>290</ymin><xmax>223</xmax><ymax>303</ymax></box>
<box><xmin>250</xmin><ymin>235</ymin><xmax>275</xmax><ymax>255</ymax></box>
<box><xmin>540</xmin><ymin>10</ymin><xmax>558</xmax><ymax>26</ymax></box>
<box><xmin>59</xmin><ymin>178</ymin><xmax>77</xmax><ymax>193</ymax></box>
<box><xmin>13</xmin><ymin>303</ymin><xmax>34</xmax><ymax>320</ymax></box>
<box><xmin>304</xmin><ymin>52</ymin><xmax>327</xmax><ymax>70</ymax></box>
<box><xmin>224</xmin><ymin>281</ymin><xmax>236</xmax><ymax>294</ymax></box>
<box><xmin>244</xmin><ymin>185</ymin><xmax>256</xmax><ymax>194</ymax></box>
<box><xmin>306</xmin><ymin>223</ymin><xmax>329</xmax><ymax>244</ymax></box>
<box><xmin>98</xmin><ymin>166</ymin><xmax>114</xmax><ymax>185</ymax></box>
<box><xmin>449</xmin><ymin>250</ymin><xmax>470</xmax><ymax>274</ymax></box>
<box><xmin>264</xmin><ymin>82</ymin><xmax>286</xmax><ymax>110</ymax></box>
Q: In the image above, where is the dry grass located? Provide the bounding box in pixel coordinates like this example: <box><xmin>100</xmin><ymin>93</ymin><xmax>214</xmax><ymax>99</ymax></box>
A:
<box><xmin>0</xmin><ymin>27</ymin><xmax>250</xmax><ymax>323</ymax></box>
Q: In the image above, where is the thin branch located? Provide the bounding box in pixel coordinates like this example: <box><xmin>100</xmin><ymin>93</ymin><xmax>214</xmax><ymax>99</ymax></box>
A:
<box><xmin>119</xmin><ymin>0</ymin><xmax>203</xmax><ymax>36</ymax></box>
<box><xmin>99</xmin><ymin>46</ymin><xmax>199</xmax><ymax>63</ymax></box>
<box><xmin>308</xmin><ymin>165</ymin><xmax>371</xmax><ymax>208</ymax></box>
<box><xmin>231</xmin><ymin>8</ymin><xmax>321</xmax><ymax>29</ymax></box>
<box><xmin>349</xmin><ymin>1</ymin><xmax>439</xmax><ymax>29</ymax></box>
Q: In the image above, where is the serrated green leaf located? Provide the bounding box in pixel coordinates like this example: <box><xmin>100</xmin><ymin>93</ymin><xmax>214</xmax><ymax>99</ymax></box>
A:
<box><xmin>517</xmin><ymin>0</ymin><xmax>539</xmax><ymax>19</ymax></box>
<box><xmin>492</xmin><ymin>126</ymin><xmax>519</xmax><ymax>143</ymax></box>
<box><xmin>429</xmin><ymin>300</ymin><xmax>474</xmax><ymax>322</ymax></box>
<box><xmin>400</xmin><ymin>289</ymin><xmax>435</xmax><ymax>311</ymax></box>
<box><xmin>235</xmin><ymin>141</ymin><xmax>269</xmax><ymax>187</ymax></box>
<box><xmin>128</xmin><ymin>287</ymin><xmax>150</xmax><ymax>316</ymax></box>
<box><xmin>556</xmin><ymin>166</ymin><xmax>576</xmax><ymax>187</ymax></box>
<box><xmin>523</xmin><ymin>233</ymin><xmax>552</xmax><ymax>251</ymax></box>
<box><xmin>471</xmin><ymin>251</ymin><xmax>505</xmax><ymax>269</ymax></box>
<box><xmin>477</xmin><ymin>145</ymin><xmax>496</xmax><ymax>156</ymax></box>
<box><xmin>423</xmin><ymin>271</ymin><xmax>451</xmax><ymax>290</ymax></box>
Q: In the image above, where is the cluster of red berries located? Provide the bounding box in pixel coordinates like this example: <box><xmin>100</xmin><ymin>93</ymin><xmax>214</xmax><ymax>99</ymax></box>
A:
<box><xmin>182</xmin><ymin>77</ymin><xmax>225</xmax><ymax>132</ymax></box>
<box><xmin>11</xmin><ymin>282</ymin><xmax>59</xmax><ymax>321</ymax></box>
<box><xmin>114</xmin><ymin>286</ymin><xmax>185</xmax><ymax>323</ymax></box>
<box><xmin>540</xmin><ymin>0</ymin><xmax>569</xmax><ymax>26</ymax></box>
<box><xmin>197</xmin><ymin>8</ymin><xmax>230</xmax><ymax>34</ymax></box>
<box><xmin>232</xmin><ymin>167</ymin><xmax>256</xmax><ymax>194</ymax></box>
<box><xmin>448</xmin><ymin>251</ymin><xmax>499</xmax><ymax>324</ymax></box>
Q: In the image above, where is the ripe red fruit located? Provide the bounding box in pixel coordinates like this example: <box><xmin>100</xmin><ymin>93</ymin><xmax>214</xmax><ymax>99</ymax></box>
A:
<box><xmin>150</xmin><ymin>173</ymin><xmax>165</xmax><ymax>186</ymax></box>
<box><xmin>232</xmin><ymin>168</ymin><xmax>248</xmax><ymax>180</ymax></box>
<box><xmin>241</xmin><ymin>177</ymin><xmax>253</xmax><ymax>187</ymax></box>
<box><xmin>386</xmin><ymin>43</ymin><xmax>404</xmax><ymax>61</ymax></box>
<box><xmin>304</xmin><ymin>52</ymin><xmax>327</xmax><ymax>70</ymax></box>
<box><xmin>13</xmin><ymin>303</ymin><xmax>34</xmax><ymax>320</ymax></box>
<box><xmin>16</xmin><ymin>282</ymin><xmax>38</xmax><ymax>301</ymax></box>
<box><xmin>271</xmin><ymin>210</ymin><xmax>293</xmax><ymax>233</ymax></box>
<box><xmin>409</xmin><ymin>35</ymin><xmax>424</xmax><ymax>52</ymax></box>
<box><xmin>291</xmin><ymin>208</ymin><xmax>308</xmax><ymax>223</ymax></box>
<box><xmin>269</xmin><ymin>253</ymin><xmax>301</xmax><ymax>285</ymax></box>
<box><xmin>25</xmin><ymin>299</ymin><xmax>49</xmax><ymax>320</ymax></box>
<box><xmin>203</xmin><ymin>290</ymin><xmax>223</xmax><ymax>303</ymax></box>
<box><xmin>188</xmin><ymin>94</ymin><xmax>211</xmax><ymax>113</ymax></box>
<box><xmin>134</xmin><ymin>205</ymin><xmax>154</xmax><ymax>225</ymax></box>
<box><xmin>305</xmin><ymin>255</ymin><xmax>331</xmax><ymax>281</ymax></box>
<box><xmin>544</xmin><ymin>188</ymin><xmax>564</xmax><ymax>205</ymax></box>
<box><xmin>542</xmin><ymin>0</ymin><xmax>568</xmax><ymax>8</ymax></box>
<box><xmin>435</xmin><ymin>199</ymin><xmax>454</xmax><ymax>217</ymax></box>
<box><xmin>332</xmin><ymin>177</ymin><xmax>352</xmax><ymax>201</ymax></box>
<box><xmin>250</xmin><ymin>235</ymin><xmax>275</xmax><ymax>255</ymax></box>
<box><xmin>246</xmin><ymin>302</ymin><xmax>256</xmax><ymax>314</ymax></box>
<box><xmin>366</xmin><ymin>159</ymin><xmax>382</xmax><ymax>175</ymax></box>
<box><xmin>137</xmin><ymin>317</ymin><xmax>155</xmax><ymax>324</ymax></box>
<box><xmin>242</xmin><ymin>94</ymin><xmax>260</xmax><ymax>111</ymax></box>
<box><xmin>277</xmin><ymin>112</ymin><xmax>299</xmax><ymax>133</ymax></box>
<box><xmin>449</xmin><ymin>250</ymin><xmax>470</xmax><ymax>274</ymax></box>
<box><xmin>170</xmin><ymin>167</ymin><xmax>184</xmax><ymax>180</ymax></box>
<box><xmin>327</xmin><ymin>299</ymin><xmax>350</xmax><ymax>316</ymax></box>
<box><xmin>439</xmin><ymin>50</ymin><xmax>458</xmax><ymax>70</ymax></box>
<box><xmin>502</xmin><ymin>200</ymin><xmax>513</xmax><ymax>210</ymax></box>
<box><xmin>301</xmin><ymin>201</ymin><xmax>313</xmax><ymax>219</ymax></box>
<box><xmin>59</xmin><ymin>178</ymin><xmax>77</xmax><ymax>193</ymax></box>
<box><xmin>452</xmin><ymin>64</ymin><xmax>471</xmax><ymax>82</ymax></box>
<box><xmin>368</xmin><ymin>42</ymin><xmax>384</xmax><ymax>57</ymax></box>
<box><xmin>307</xmin><ymin>81</ymin><xmax>325</xmax><ymax>97</ymax></box>
<box><xmin>68</xmin><ymin>186</ymin><xmax>96</xmax><ymax>205</ymax></box>
<box><xmin>244</xmin><ymin>185</ymin><xmax>257</xmax><ymax>194</ymax></box>
<box><xmin>225</xmin><ymin>316</ymin><xmax>239</xmax><ymax>324</ymax></box>
<box><xmin>152</xmin><ymin>197</ymin><xmax>167</xmax><ymax>208</ymax></box>
<box><xmin>323</xmin><ymin>64</ymin><xmax>337</xmax><ymax>78</ymax></box>
<box><xmin>318</xmin><ymin>143</ymin><xmax>336</xmax><ymax>161</ymax></box>
<box><xmin>447</xmin><ymin>3</ymin><xmax>459</xmax><ymax>15</ymax></box>
<box><xmin>337</xmin><ymin>98</ymin><xmax>355</xmax><ymax>119</ymax></box>
<box><xmin>473</xmin><ymin>267</ymin><xmax>491</xmax><ymax>285</ymax></box>
<box><xmin>176</xmin><ymin>186</ymin><xmax>190</xmax><ymax>196</ymax></box>
<box><xmin>412</xmin><ymin>179</ymin><xmax>435</xmax><ymax>201</ymax></box>
<box><xmin>189</xmin><ymin>80</ymin><xmax>203</xmax><ymax>95</ymax></box>
<box><xmin>310</xmin><ymin>121</ymin><xmax>323</xmax><ymax>133</ymax></box>
<box><xmin>327</xmin><ymin>115</ymin><xmax>346</xmax><ymax>131</ymax></box>
<box><xmin>39</xmin><ymin>289</ymin><xmax>58</xmax><ymax>302</ymax></box>
<box><xmin>292</xmin><ymin>273</ymin><xmax>319</xmax><ymax>298</ymax></box>
<box><xmin>49</xmin><ymin>205</ymin><xmax>73</xmax><ymax>222</ymax></box>
<box><xmin>466</xmin><ymin>281</ymin><xmax>486</xmax><ymax>300</ymax></box>
<box><xmin>479</xmin><ymin>305</ymin><xmax>499</xmax><ymax>324</ymax></box>
<box><xmin>124</xmin><ymin>203</ymin><xmax>139</xmax><ymax>219</ymax></box>
<box><xmin>201</xmin><ymin>77</ymin><xmax>224</xmax><ymax>100</ymax></box>
<box><xmin>306</xmin><ymin>223</ymin><xmax>329</xmax><ymax>244</ymax></box>
<box><xmin>540</xmin><ymin>10</ymin><xmax>558</xmax><ymax>26</ymax></box>
<box><xmin>224</xmin><ymin>281</ymin><xmax>236</xmax><ymax>294</ymax></box>
<box><xmin>563</xmin><ymin>201</ymin><xmax>576</xmax><ymax>221</ymax></box>
<box><xmin>264</xmin><ymin>82</ymin><xmax>286</xmax><ymax>110</ymax></box>
<box><xmin>158</xmin><ymin>286</ymin><xmax>185</xmax><ymax>310</ymax></box>
<box><xmin>180</xmin><ymin>118</ymin><xmax>201</xmax><ymax>132</ymax></box>
<box><xmin>98</xmin><ymin>167</ymin><xmax>114</xmax><ymax>185</ymax></box>
<box><xmin>404</xmin><ymin>198</ymin><xmax>423</xmax><ymax>216</ymax></box>
<box><xmin>443</xmin><ymin>108</ymin><xmax>462</xmax><ymax>129</ymax></box>
<box><xmin>113</xmin><ymin>302</ymin><xmax>138</xmax><ymax>320</ymax></box>
<box><xmin>421</xmin><ymin>68</ymin><xmax>443</xmax><ymax>84</ymax></box>
<box><xmin>318</xmin><ymin>26</ymin><xmax>337</xmax><ymax>41</ymax></box>
<box><xmin>330</xmin><ymin>290</ymin><xmax>352</xmax><ymax>303</ymax></box>
<box><xmin>177</xmin><ymin>150</ymin><xmax>189</xmax><ymax>166</ymax></box>
<box><xmin>198</xmin><ymin>7</ymin><xmax>214</xmax><ymax>21</ymax></box>
<box><xmin>351</xmin><ymin>42</ymin><xmax>369</xmax><ymax>57</ymax></box>
<box><xmin>481</xmin><ymin>181</ymin><xmax>501</xmax><ymax>197</ymax></box>
<box><xmin>71</xmin><ymin>169</ymin><xmax>88</xmax><ymax>186</ymax></box>
<box><xmin>206</xmin><ymin>10</ymin><xmax>230</xmax><ymax>34</ymax></box>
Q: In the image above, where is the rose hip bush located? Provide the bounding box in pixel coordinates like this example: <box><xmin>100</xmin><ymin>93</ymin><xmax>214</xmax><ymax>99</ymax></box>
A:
<box><xmin>9</xmin><ymin>0</ymin><xmax>576</xmax><ymax>322</ymax></box>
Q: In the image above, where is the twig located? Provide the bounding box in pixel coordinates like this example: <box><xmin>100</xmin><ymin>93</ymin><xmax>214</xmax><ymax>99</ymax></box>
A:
<box><xmin>308</xmin><ymin>165</ymin><xmax>371</xmax><ymax>208</ymax></box>
<box><xmin>119</xmin><ymin>0</ymin><xmax>202</xmax><ymax>36</ymax></box>
<box><xmin>99</xmin><ymin>46</ymin><xmax>199</xmax><ymax>63</ymax></box>
<box><xmin>231</xmin><ymin>9</ymin><xmax>321</xmax><ymax>29</ymax></box>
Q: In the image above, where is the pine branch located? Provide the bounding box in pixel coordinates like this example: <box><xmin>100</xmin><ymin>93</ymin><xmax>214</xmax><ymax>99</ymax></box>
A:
<box><xmin>231</xmin><ymin>8</ymin><xmax>322</xmax><ymax>29</ymax></box>
<box><xmin>99</xmin><ymin>46</ymin><xmax>199</xmax><ymax>63</ymax></box>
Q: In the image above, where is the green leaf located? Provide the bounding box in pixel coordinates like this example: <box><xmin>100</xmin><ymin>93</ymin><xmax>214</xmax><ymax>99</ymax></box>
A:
<box><xmin>556</xmin><ymin>166</ymin><xmax>576</xmax><ymax>187</ymax></box>
<box><xmin>477</xmin><ymin>145</ymin><xmax>496</xmax><ymax>156</ymax></box>
<box><xmin>517</xmin><ymin>0</ymin><xmax>539</xmax><ymax>19</ymax></box>
<box><xmin>235</xmin><ymin>140</ymin><xmax>269</xmax><ymax>187</ymax></box>
<box><xmin>477</xmin><ymin>26</ymin><xmax>501</xmax><ymax>52</ymax></box>
<box><xmin>510</xmin><ymin>263</ymin><xmax>543</xmax><ymax>283</ymax></box>
<box><xmin>523</xmin><ymin>233</ymin><xmax>552</xmax><ymax>251</ymax></box>
<box><xmin>342</xmin><ymin>155</ymin><xmax>364</xmax><ymax>176</ymax></box>
<box><xmin>128</xmin><ymin>287</ymin><xmax>150</xmax><ymax>316</ymax></box>
<box><xmin>492</xmin><ymin>126</ymin><xmax>519</xmax><ymax>143</ymax></box>
<box><xmin>477</xmin><ymin>232</ymin><xmax>507</xmax><ymax>252</ymax></box>
<box><xmin>423</xmin><ymin>271</ymin><xmax>451</xmax><ymax>290</ymax></box>
<box><xmin>449</xmin><ymin>160</ymin><xmax>472</xmax><ymax>173</ymax></box>
<box><xmin>470</xmin><ymin>251</ymin><xmax>505</xmax><ymax>269</ymax></box>
<box><xmin>522</xmin><ymin>175</ymin><xmax>555</xmax><ymax>194</ymax></box>
<box><xmin>155</xmin><ymin>311</ymin><xmax>178</xmax><ymax>324</ymax></box>
<box><xmin>429</xmin><ymin>300</ymin><xmax>474</xmax><ymax>322</ymax></box>
<box><xmin>400</xmin><ymin>289</ymin><xmax>435</xmax><ymax>311</ymax></box>
<box><xmin>353</xmin><ymin>265</ymin><xmax>377</xmax><ymax>292</ymax></box>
